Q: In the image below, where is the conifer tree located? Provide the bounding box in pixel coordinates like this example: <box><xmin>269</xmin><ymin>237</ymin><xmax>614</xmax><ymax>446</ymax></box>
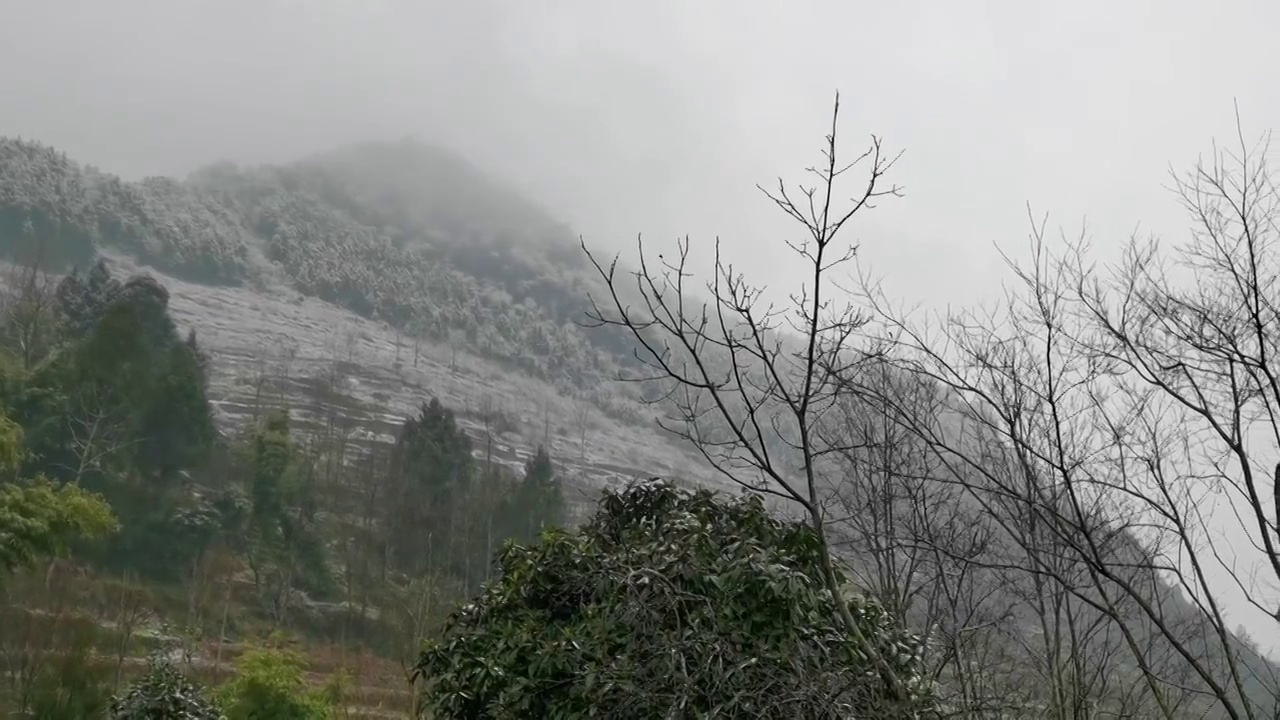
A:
<box><xmin>510</xmin><ymin>445</ymin><xmax>564</xmax><ymax>540</ymax></box>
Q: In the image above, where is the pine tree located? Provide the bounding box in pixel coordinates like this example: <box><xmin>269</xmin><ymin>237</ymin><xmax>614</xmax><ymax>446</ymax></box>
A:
<box><xmin>136</xmin><ymin>338</ymin><xmax>216</xmax><ymax>480</ymax></box>
<box><xmin>386</xmin><ymin>397</ymin><xmax>475</xmax><ymax>575</ymax></box>
<box><xmin>511</xmin><ymin>445</ymin><xmax>564</xmax><ymax>541</ymax></box>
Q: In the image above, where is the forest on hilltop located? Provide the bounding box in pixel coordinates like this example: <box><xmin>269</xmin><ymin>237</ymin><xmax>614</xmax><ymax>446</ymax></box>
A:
<box><xmin>0</xmin><ymin>136</ymin><xmax>639</xmax><ymax>397</ymax></box>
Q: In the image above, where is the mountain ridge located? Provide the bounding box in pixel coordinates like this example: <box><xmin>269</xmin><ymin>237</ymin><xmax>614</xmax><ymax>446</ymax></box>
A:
<box><xmin>0</xmin><ymin>134</ymin><xmax>649</xmax><ymax>400</ymax></box>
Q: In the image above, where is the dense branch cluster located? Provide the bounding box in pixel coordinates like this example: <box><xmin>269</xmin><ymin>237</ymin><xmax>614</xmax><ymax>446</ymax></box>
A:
<box><xmin>581</xmin><ymin>98</ymin><xmax>1280</xmax><ymax>718</ymax></box>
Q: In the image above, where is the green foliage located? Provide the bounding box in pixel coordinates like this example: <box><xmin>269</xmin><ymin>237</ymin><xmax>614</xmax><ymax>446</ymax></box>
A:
<box><xmin>0</xmin><ymin>477</ymin><xmax>117</xmax><ymax>576</ymax></box>
<box><xmin>216</xmin><ymin>648</ymin><xmax>334</xmax><ymax>720</ymax></box>
<box><xmin>393</xmin><ymin>398</ymin><xmax>474</xmax><ymax>498</ymax></box>
<box><xmin>239</xmin><ymin>410</ymin><xmax>332</xmax><ymax>608</ymax></box>
<box><xmin>0</xmin><ymin>411</ymin><xmax>23</xmax><ymax>475</ymax></box>
<box><xmin>21</xmin><ymin>632</ymin><xmax>115</xmax><ymax>719</ymax></box>
<box><xmin>386</xmin><ymin>398</ymin><xmax>475</xmax><ymax>576</ymax></box>
<box><xmin>110</xmin><ymin>654</ymin><xmax>224</xmax><ymax>720</ymax></box>
<box><xmin>54</xmin><ymin>260</ymin><xmax>122</xmax><ymax>339</ymax></box>
<box><xmin>28</xmin><ymin>264</ymin><xmax>216</xmax><ymax>485</ymax></box>
<box><xmin>505</xmin><ymin>445</ymin><xmax>565</xmax><ymax>542</ymax></box>
<box><xmin>135</xmin><ymin>329</ymin><xmax>216</xmax><ymax>478</ymax></box>
<box><xmin>416</xmin><ymin>479</ymin><xmax>935</xmax><ymax>719</ymax></box>
<box><xmin>2</xmin><ymin>263</ymin><xmax>219</xmax><ymax>580</ymax></box>
<box><xmin>249</xmin><ymin>410</ymin><xmax>294</xmax><ymax>524</ymax></box>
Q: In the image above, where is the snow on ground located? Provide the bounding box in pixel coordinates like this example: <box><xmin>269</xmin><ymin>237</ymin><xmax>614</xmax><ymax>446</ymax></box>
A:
<box><xmin>99</xmin><ymin>255</ymin><xmax>734</xmax><ymax>511</ymax></box>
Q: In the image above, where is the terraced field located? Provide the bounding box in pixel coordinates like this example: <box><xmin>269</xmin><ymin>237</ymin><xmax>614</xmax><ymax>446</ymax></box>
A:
<box><xmin>109</xmin><ymin>254</ymin><xmax>724</xmax><ymax>503</ymax></box>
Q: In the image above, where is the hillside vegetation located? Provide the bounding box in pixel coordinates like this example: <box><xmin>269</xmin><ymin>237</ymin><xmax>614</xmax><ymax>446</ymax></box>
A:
<box><xmin>0</xmin><ymin>255</ymin><xmax>575</xmax><ymax>716</ymax></box>
<box><xmin>0</xmin><ymin>137</ymin><xmax>635</xmax><ymax>395</ymax></box>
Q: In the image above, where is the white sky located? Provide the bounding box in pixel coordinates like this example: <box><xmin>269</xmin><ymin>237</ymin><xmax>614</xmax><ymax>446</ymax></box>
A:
<box><xmin>5</xmin><ymin>0</ymin><xmax>1280</xmax><ymax>655</ymax></box>
<box><xmin>8</xmin><ymin>0</ymin><xmax>1275</xmax><ymax>309</ymax></box>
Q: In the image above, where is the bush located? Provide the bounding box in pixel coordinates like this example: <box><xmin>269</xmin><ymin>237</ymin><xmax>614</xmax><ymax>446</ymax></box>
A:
<box><xmin>110</xmin><ymin>653</ymin><xmax>223</xmax><ymax>719</ymax></box>
<box><xmin>21</xmin><ymin>629</ymin><xmax>114</xmax><ymax>720</ymax></box>
<box><xmin>217</xmin><ymin>648</ymin><xmax>334</xmax><ymax>720</ymax></box>
<box><xmin>416</xmin><ymin>479</ymin><xmax>935</xmax><ymax>719</ymax></box>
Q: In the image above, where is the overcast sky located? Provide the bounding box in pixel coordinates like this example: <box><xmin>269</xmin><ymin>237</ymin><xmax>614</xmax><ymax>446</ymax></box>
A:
<box><xmin>9</xmin><ymin>0</ymin><xmax>1279</xmax><ymax>310</ymax></box>
<box><xmin>6</xmin><ymin>0</ymin><xmax>1280</xmax><ymax>654</ymax></box>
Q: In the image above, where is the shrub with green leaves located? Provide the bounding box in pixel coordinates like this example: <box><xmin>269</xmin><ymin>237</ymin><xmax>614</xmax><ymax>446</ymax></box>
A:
<box><xmin>216</xmin><ymin>648</ymin><xmax>335</xmax><ymax>720</ymax></box>
<box><xmin>0</xmin><ymin>478</ymin><xmax>118</xmax><ymax>574</ymax></box>
<box><xmin>0</xmin><ymin>413</ymin><xmax>117</xmax><ymax>578</ymax></box>
<box><xmin>110</xmin><ymin>654</ymin><xmax>223</xmax><ymax>719</ymax></box>
<box><xmin>416</xmin><ymin>479</ymin><xmax>935</xmax><ymax>719</ymax></box>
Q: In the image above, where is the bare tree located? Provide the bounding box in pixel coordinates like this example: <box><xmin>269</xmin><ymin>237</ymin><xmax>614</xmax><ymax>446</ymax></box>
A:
<box><xmin>478</xmin><ymin>392</ymin><xmax>496</xmax><ymax>476</ymax></box>
<box><xmin>538</xmin><ymin>393</ymin><xmax>552</xmax><ymax>450</ymax></box>
<box><xmin>248</xmin><ymin>343</ymin><xmax>271</xmax><ymax>423</ymax></box>
<box><xmin>822</xmin><ymin>363</ymin><xmax>950</xmax><ymax>625</ymax></box>
<box><xmin>574</xmin><ymin>398</ymin><xmax>591</xmax><ymax>463</ymax></box>
<box><xmin>582</xmin><ymin>93</ymin><xmax>917</xmax><ymax>702</ymax></box>
<box><xmin>0</xmin><ymin>240</ymin><xmax>59</xmax><ymax>370</ymax></box>
<box><xmin>448</xmin><ymin>327</ymin><xmax>463</xmax><ymax>375</ymax></box>
<box><xmin>412</xmin><ymin>317</ymin><xmax>425</xmax><ymax>370</ymax></box>
<box><xmin>106</xmin><ymin>574</ymin><xmax>152</xmax><ymax>691</ymax></box>
<box><xmin>822</xmin><ymin>362</ymin><xmax>1044</xmax><ymax>716</ymax></box>
<box><xmin>61</xmin><ymin>387</ymin><xmax>134</xmax><ymax>485</ymax></box>
<box><xmin>277</xmin><ymin>336</ymin><xmax>299</xmax><ymax>406</ymax></box>
<box><xmin>857</xmin><ymin>114</ymin><xmax>1280</xmax><ymax>718</ymax></box>
<box><xmin>343</xmin><ymin>324</ymin><xmax>360</xmax><ymax>366</ymax></box>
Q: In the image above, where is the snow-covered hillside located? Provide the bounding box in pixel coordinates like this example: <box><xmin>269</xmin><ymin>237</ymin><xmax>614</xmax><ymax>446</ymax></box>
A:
<box><xmin>102</xmin><ymin>254</ymin><xmax>731</xmax><ymax>517</ymax></box>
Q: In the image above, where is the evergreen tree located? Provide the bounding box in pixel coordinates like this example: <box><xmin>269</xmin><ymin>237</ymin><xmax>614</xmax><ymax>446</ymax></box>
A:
<box><xmin>394</xmin><ymin>397</ymin><xmax>473</xmax><ymax>497</ymax></box>
<box><xmin>136</xmin><ymin>338</ymin><xmax>216</xmax><ymax>478</ymax></box>
<box><xmin>7</xmin><ymin>265</ymin><xmax>219</xmax><ymax>579</ymax></box>
<box><xmin>54</xmin><ymin>260</ymin><xmax>122</xmax><ymax>337</ymax></box>
<box><xmin>250</xmin><ymin>410</ymin><xmax>293</xmax><ymax>528</ymax></box>
<box><xmin>109</xmin><ymin>653</ymin><xmax>222</xmax><ymax>720</ymax></box>
<box><xmin>241</xmin><ymin>410</ymin><xmax>330</xmax><ymax>613</ymax></box>
<box><xmin>386</xmin><ymin>397</ymin><xmax>474</xmax><ymax>576</ymax></box>
<box><xmin>509</xmin><ymin>445</ymin><xmax>564</xmax><ymax>541</ymax></box>
<box><xmin>41</xmin><ymin>265</ymin><xmax>214</xmax><ymax>485</ymax></box>
<box><xmin>417</xmin><ymin>480</ymin><xmax>934</xmax><ymax>718</ymax></box>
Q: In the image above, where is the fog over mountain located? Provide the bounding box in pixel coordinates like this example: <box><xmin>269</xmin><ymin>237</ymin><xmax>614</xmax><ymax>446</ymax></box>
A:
<box><xmin>7</xmin><ymin>0</ymin><xmax>1280</xmax><ymax>313</ymax></box>
<box><xmin>5</xmin><ymin>1</ymin><xmax>1280</xmax><ymax>715</ymax></box>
